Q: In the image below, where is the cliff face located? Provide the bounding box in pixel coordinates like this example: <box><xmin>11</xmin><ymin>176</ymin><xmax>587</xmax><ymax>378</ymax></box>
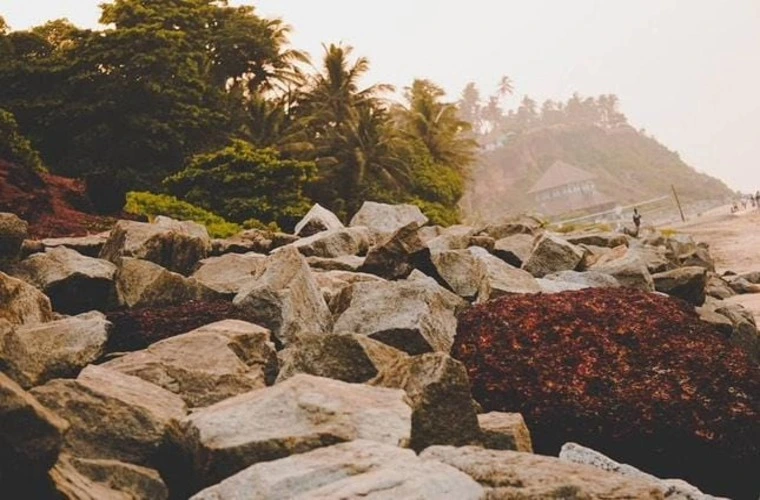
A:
<box><xmin>463</xmin><ymin>124</ymin><xmax>734</xmax><ymax>222</ymax></box>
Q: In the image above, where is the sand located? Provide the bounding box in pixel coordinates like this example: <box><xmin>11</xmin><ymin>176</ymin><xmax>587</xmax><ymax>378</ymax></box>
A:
<box><xmin>670</xmin><ymin>205</ymin><xmax>760</xmax><ymax>321</ymax></box>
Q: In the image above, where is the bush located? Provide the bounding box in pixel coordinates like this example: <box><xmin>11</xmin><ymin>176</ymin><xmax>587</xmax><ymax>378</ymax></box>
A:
<box><xmin>125</xmin><ymin>192</ymin><xmax>241</xmax><ymax>238</ymax></box>
<box><xmin>0</xmin><ymin>108</ymin><xmax>45</xmax><ymax>172</ymax></box>
<box><xmin>164</xmin><ymin>140</ymin><xmax>316</xmax><ymax>231</ymax></box>
<box><xmin>453</xmin><ymin>288</ymin><xmax>759</xmax><ymax>499</ymax></box>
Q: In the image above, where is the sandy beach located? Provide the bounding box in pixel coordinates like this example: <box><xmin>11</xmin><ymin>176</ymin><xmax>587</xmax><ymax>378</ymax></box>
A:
<box><xmin>671</xmin><ymin>205</ymin><xmax>760</xmax><ymax>321</ymax></box>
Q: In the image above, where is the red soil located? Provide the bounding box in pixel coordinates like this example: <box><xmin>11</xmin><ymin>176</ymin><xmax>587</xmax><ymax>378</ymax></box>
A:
<box><xmin>0</xmin><ymin>160</ymin><xmax>119</xmax><ymax>238</ymax></box>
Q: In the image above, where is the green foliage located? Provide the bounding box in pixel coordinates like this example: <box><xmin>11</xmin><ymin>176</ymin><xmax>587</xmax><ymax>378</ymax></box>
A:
<box><xmin>0</xmin><ymin>108</ymin><xmax>45</xmax><ymax>171</ymax></box>
<box><xmin>124</xmin><ymin>191</ymin><xmax>241</xmax><ymax>238</ymax></box>
<box><xmin>164</xmin><ymin>140</ymin><xmax>316</xmax><ymax>230</ymax></box>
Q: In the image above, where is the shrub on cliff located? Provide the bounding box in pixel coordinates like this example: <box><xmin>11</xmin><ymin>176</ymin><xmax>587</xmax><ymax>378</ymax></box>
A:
<box><xmin>0</xmin><ymin>108</ymin><xmax>44</xmax><ymax>172</ymax></box>
<box><xmin>453</xmin><ymin>288</ymin><xmax>759</xmax><ymax>499</ymax></box>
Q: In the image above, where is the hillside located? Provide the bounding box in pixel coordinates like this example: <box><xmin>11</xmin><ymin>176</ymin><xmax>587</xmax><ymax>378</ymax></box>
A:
<box><xmin>462</xmin><ymin>123</ymin><xmax>734</xmax><ymax>223</ymax></box>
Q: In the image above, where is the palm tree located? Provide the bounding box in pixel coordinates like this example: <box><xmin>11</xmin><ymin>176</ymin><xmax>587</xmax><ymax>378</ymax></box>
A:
<box><xmin>394</xmin><ymin>79</ymin><xmax>477</xmax><ymax>170</ymax></box>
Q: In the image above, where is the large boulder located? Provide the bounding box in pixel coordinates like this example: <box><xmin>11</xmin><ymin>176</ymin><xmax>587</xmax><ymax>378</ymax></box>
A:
<box><xmin>31</xmin><ymin>365</ymin><xmax>187</xmax><ymax>466</ymax></box>
<box><xmin>166</xmin><ymin>374</ymin><xmax>412</xmax><ymax>493</ymax></box>
<box><xmin>559</xmin><ymin>442</ymin><xmax>723</xmax><ymax>500</ymax></box>
<box><xmin>420</xmin><ymin>446</ymin><xmax>666</xmax><ymax>499</ymax></box>
<box><xmin>349</xmin><ymin>201</ymin><xmax>428</xmax><ymax>238</ymax></box>
<box><xmin>453</xmin><ymin>288</ymin><xmax>760</xmax><ymax>499</ymax></box>
<box><xmin>522</xmin><ymin>234</ymin><xmax>584</xmax><ymax>278</ymax></box>
<box><xmin>429</xmin><ymin>249</ymin><xmax>489</xmax><ymax>301</ymax></box>
<box><xmin>652</xmin><ymin>266</ymin><xmax>708</xmax><ymax>305</ymax></box>
<box><xmin>233</xmin><ymin>246</ymin><xmax>332</xmax><ymax>346</ymax></box>
<box><xmin>425</xmin><ymin>225</ymin><xmax>478</xmax><ymax>252</ymax></box>
<box><xmin>477</xmin><ymin>412</ymin><xmax>533</xmax><ymax>452</ymax></box>
<box><xmin>115</xmin><ymin>258</ymin><xmax>220</xmax><ymax>309</ymax></box>
<box><xmin>1</xmin><ymin>311</ymin><xmax>110</xmax><ymax>389</ymax></box>
<box><xmin>12</xmin><ymin>247</ymin><xmax>118</xmax><ymax>314</ymax></box>
<box><xmin>0</xmin><ymin>271</ymin><xmax>53</xmax><ymax>326</ymax></box>
<box><xmin>478</xmin><ymin>215</ymin><xmax>542</xmax><ymax>240</ymax></box>
<box><xmin>590</xmin><ymin>248</ymin><xmax>655</xmax><ymax>291</ymax></box>
<box><xmin>542</xmin><ymin>270</ymin><xmax>621</xmax><ymax>289</ymax></box>
<box><xmin>333</xmin><ymin>280</ymin><xmax>458</xmax><ymax>354</ymax></box>
<box><xmin>306</xmin><ymin>254</ymin><xmax>364</xmax><ymax>272</ymax></box>
<box><xmin>190</xmin><ymin>252</ymin><xmax>266</xmax><ymax>297</ymax></box>
<box><xmin>312</xmin><ymin>270</ymin><xmax>386</xmax><ymax>314</ymax></box>
<box><xmin>210</xmin><ymin>229</ymin><xmax>297</xmax><ymax>256</ymax></box>
<box><xmin>566</xmin><ymin>232</ymin><xmax>629</xmax><ymax>248</ymax></box>
<box><xmin>287</xmin><ymin>226</ymin><xmax>372</xmax><ymax>258</ymax></box>
<box><xmin>0</xmin><ymin>212</ymin><xmax>28</xmax><ymax>265</ymax></box>
<box><xmin>293</xmin><ymin>203</ymin><xmax>344</xmax><ymax>237</ymax></box>
<box><xmin>467</xmin><ymin>246</ymin><xmax>541</xmax><ymax>298</ymax></box>
<box><xmin>191</xmin><ymin>440</ymin><xmax>482</xmax><ymax>500</ymax></box>
<box><xmin>276</xmin><ymin>333</ymin><xmax>408</xmax><ymax>384</ymax></box>
<box><xmin>373</xmin><ymin>352</ymin><xmax>481</xmax><ymax>452</ymax></box>
<box><xmin>492</xmin><ymin>233</ymin><xmax>534</xmax><ymax>268</ymax></box>
<box><xmin>41</xmin><ymin>233</ymin><xmax>109</xmax><ymax>258</ymax></box>
<box><xmin>359</xmin><ymin>221</ymin><xmax>431</xmax><ymax>280</ymax></box>
<box><xmin>102</xmin><ymin>320</ymin><xmax>277</xmax><ymax>408</ymax></box>
<box><xmin>0</xmin><ymin>372</ymin><xmax>68</xmax><ymax>484</ymax></box>
<box><xmin>49</xmin><ymin>455</ymin><xmax>169</xmax><ymax>500</ymax></box>
<box><xmin>100</xmin><ymin>218</ymin><xmax>211</xmax><ymax>276</ymax></box>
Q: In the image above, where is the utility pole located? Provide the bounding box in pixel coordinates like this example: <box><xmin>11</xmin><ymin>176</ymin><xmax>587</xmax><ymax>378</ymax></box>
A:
<box><xmin>671</xmin><ymin>185</ymin><xmax>686</xmax><ymax>222</ymax></box>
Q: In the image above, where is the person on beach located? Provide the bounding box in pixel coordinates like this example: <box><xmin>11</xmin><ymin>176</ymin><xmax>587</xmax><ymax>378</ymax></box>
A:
<box><xmin>755</xmin><ymin>191</ymin><xmax>760</xmax><ymax>209</ymax></box>
<box><xmin>631</xmin><ymin>207</ymin><xmax>642</xmax><ymax>237</ymax></box>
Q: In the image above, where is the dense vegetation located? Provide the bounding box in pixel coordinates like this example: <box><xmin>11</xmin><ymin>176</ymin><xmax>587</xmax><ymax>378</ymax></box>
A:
<box><xmin>0</xmin><ymin>2</ymin><xmax>475</xmax><ymax>230</ymax></box>
<box><xmin>458</xmin><ymin>87</ymin><xmax>734</xmax><ymax>220</ymax></box>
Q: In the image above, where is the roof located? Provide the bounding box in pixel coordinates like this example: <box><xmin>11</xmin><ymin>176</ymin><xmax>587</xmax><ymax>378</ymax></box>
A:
<box><xmin>528</xmin><ymin>161</ymin><xmax>597</xmax><ymax>194</ymax></box>
<box><xmin>535</xmin><ymin>190</ymin><xmax>616</xmax><ymax>217</ymax></box>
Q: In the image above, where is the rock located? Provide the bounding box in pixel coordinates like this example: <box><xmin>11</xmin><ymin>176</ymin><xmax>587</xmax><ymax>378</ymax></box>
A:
<box><xmin>288</xmin><ymin>226</ymin><xmax>372</xmax><ymax>258</ymax></box>
<box><xmin>652</xmin><ymin>266</ymin><xmax>708</xmax><ymax>305</ymax></box>
<box><xmin>403</xmin><ymin>269</ymin><xmax>469</xmax><ymax>315</ymax></box>
<box><xmin>99</xmin><ymin>218</ymin><xmax>211</xmax><ymax>276</ymax></box>
<box><xmin>1</xmin><ymin>311</ymin><xmax>110</xmax><ymax>389</ymax></box>
<box><xmin>31</xmin><ymin>365</ymin><xmax>187</xmax><ymax>466</ymax></box>
<box><xmin>705</xmin><ymin>274</ymin><xmax>736</xmax><ymax>300</ymax></box>
<box><xmin>190</xmin><ymin>440</ymin><xmax>483</xmax><ymax>500</ymax></box>
<box><xmin>19</xmin><ymin>238</ymin><xmax>45</xmax><ymax>258</ymax></box>
<box><xmin>537</xmin><ymin>278</ymin><xmax>588</xmax><ymax>293</ymax></box>
<box><xmin>522</xmin><ymin>234</ymin><xmax>584</xmax><ymax>278</ymax></box>
<box><xmin>115</xmin><ymin>258</ymin><xmax>220</xmax><ymax>309</ymax></box>
<box><xmin>477</xmin><ymin>412</ymin><xmax>533</xmax><ymax>452</ymax></box>
<box><xmin>0</xmin><ymin>212</ymin><xmax>28</xmax><ymax>264</ymax></box>
<box><xmin>420</xmin><ymin>446</ymin><xmax>666</xmax><ymax>499</ymax></box>
<box><xmin>736</xmin><ymin>271</ymin><xmax>760</xmax><ymax>284</ymax></box>
<box><xmin>696</xmin><ymin>307</ymin><xmax>734</xmax><ymax>336</ymax></box>
<box><xmin>469</xmin><ymin>235</ymin><xmax>495</xmax><ymax>252</ymax></box>
<box><xmin>312</xmin><ymin>270</ymin><xmax>386</xmax><ymax>314</ymax></box>
<box><xmin>678</xmin><ymin>245</ymin><xmax>715</xmax><ymax>272</ymax></box>
<box><xmin>294</xmin><ymin>203</ymin><xmax>344</xmax><ymax>237</ymax></box>
<box><xmin>630</xmin><ymin>244</ymin><xmax>672</xmax><ymax>274</ymax></box>
<box><xmin>566</xmin><ymin>232</ymin><xmax>629</xmax><ymax>248</ymax></box>
<box><xmin>727</xmin><ymin>276</ymin><xmax>760</xmax><ymax>294</ymax></box>
<box><xmin>349</xmin><ymin>201</ymin><xmax>428</xmax><ymax>238</ymax></box>
<box><xmin>711</xmin><ymin>301</ymin><xmax>760</xmax><ymax>362</ymax></box>
<box><xmin>333</xmin><ymin>280</ymin><xmax>458</xmax><ymax>355</ymax></box>
<box><xmin>467</xmin><ymin>246</ymin><xmax>541</xmax><ymax>298</ymax></box>
<box><xmin>359</xmin><ymin>221</ymin><xmax>431</xmax><ymax>280</ymax></box>
<box><xmin>276</xmin><ymin>333</ymin><xmax>408</xmax><ymax>384</ymax></box>
<box><xmin>492</xmin><ymin>233</ymin><xmax>535</xmax><ymax>268</ymax></box>
<box><xmin>590</xmin><ymin>248</ymin><xmax>655</xmax><ymax>291</ymax></box>
<box><xmin>50</xmin><ymin>455</ymin><xmax>169</xmax><ymax>500</ymax></box>
<box><xmin>211</xmin><ymin>229</ymin><xmax>299</xmax><ymax>256</ymax></box>
<box><xmin>102</xmin><ymin>320</ymin><xmax>277</xmax><ymax>407</ymax></box>
<box><xmin>41</xmin><ymin>233</ymin><xmax>109</xmax><ymax>258</ymax></box>
<box><xmin>167</xmin><ymin>374</ymin><xmax>412</xmax><ymax>492</ymax></box>
<box><xmin>0</xmin><ymin>271</ymin><xmax>53</xmax><ymax>326</ymax></box>
<box><xmin>190</xmin><ymin>252</ymin><xmax>266</xmax><ymax>297</ymax></box>
<box><xmin>429</xmin><ymin>249</ymin><xmax>489</xmax><ymax>301</ymax></box>
<box><xmin>233</xmin><ymin>246</ymin><xmax>332</xmax><ymax>346</ymax></box>
<box><xmin>425</xmin><ymin>225</ymin><xmax>478</xmax><ymax>252</ymax></box>
<box><xmin>559</xmin><ymin>442</ymin><xmax>724</xmax><ymax>500</ymax></box>
<box><xmin>543</xmin><ymin>270</ymin><xmax>621</xmax><ymax>289</ymax></box>
<box><xmin>306</xmin><ymin>254</ymin><xmax>365</xmax><ymax>272</ymax></box>
<box><xmin>478</xmin><ymin>216</ymin><xmax>542</xmax><ymax>240</ymax></box>
<box><xmin>0</xmin><ymin>372</ymin><xmax>68</xmax><ymax>482</ymax></box>
<box><xmin>373</xmin><ymin>352</ymin><xmax>481</xmax><ymax>452</ymax></box>
<box><xmin>12</xmin><ymin>247</ymin><xmax>118</xmax><ymax>314</ymax></box>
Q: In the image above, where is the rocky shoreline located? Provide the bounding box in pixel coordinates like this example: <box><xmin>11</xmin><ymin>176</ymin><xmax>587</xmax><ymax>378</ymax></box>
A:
<box><xmin>1</xmin><ymin>202</ymin><xmax>757</xmax><ymax>499</ymax></box>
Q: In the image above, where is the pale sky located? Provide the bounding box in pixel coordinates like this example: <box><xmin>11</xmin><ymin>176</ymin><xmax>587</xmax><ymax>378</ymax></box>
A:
<box><xmin>3</xmin><ymin>0</ymin><xmax>760</xmax><ymax>192</ymax></box>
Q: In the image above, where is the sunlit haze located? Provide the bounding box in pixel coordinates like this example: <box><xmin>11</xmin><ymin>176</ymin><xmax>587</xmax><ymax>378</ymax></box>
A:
<box><xmin>4</xmin><ymin>0</ymin><xmax>760</xmax><ymax>191</ymax></box>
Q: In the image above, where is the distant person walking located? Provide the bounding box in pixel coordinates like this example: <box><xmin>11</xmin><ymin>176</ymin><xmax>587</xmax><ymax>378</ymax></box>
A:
<box><xmin>632</xmin><ymin>207</ymin><xmax>642</xmax><ymax>237</ymax></box>
<box><xmin>755</xmin><ymin>191</ymin><xmax>760</xmax><ymax>209</ymax></box>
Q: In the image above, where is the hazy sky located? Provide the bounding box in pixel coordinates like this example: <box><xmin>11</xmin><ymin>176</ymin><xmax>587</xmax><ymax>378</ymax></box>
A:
<box><xmin>3</xmin><ymin>0</ymin><xmax>760</xmax><ymax>192</ymax></box>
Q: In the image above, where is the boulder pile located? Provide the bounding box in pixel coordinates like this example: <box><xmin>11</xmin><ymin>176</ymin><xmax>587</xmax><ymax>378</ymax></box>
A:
<box><xmin>0</xmin><ymin>203</ymin><xmax>757</xmax><ymax>499</ymax></box>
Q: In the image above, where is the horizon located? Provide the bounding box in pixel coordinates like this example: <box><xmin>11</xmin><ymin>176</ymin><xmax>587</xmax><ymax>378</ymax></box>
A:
<box><xmin>3</xmin><ymin>0</ymin><xmax>759</xmax><ymax>193</ymax></box>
